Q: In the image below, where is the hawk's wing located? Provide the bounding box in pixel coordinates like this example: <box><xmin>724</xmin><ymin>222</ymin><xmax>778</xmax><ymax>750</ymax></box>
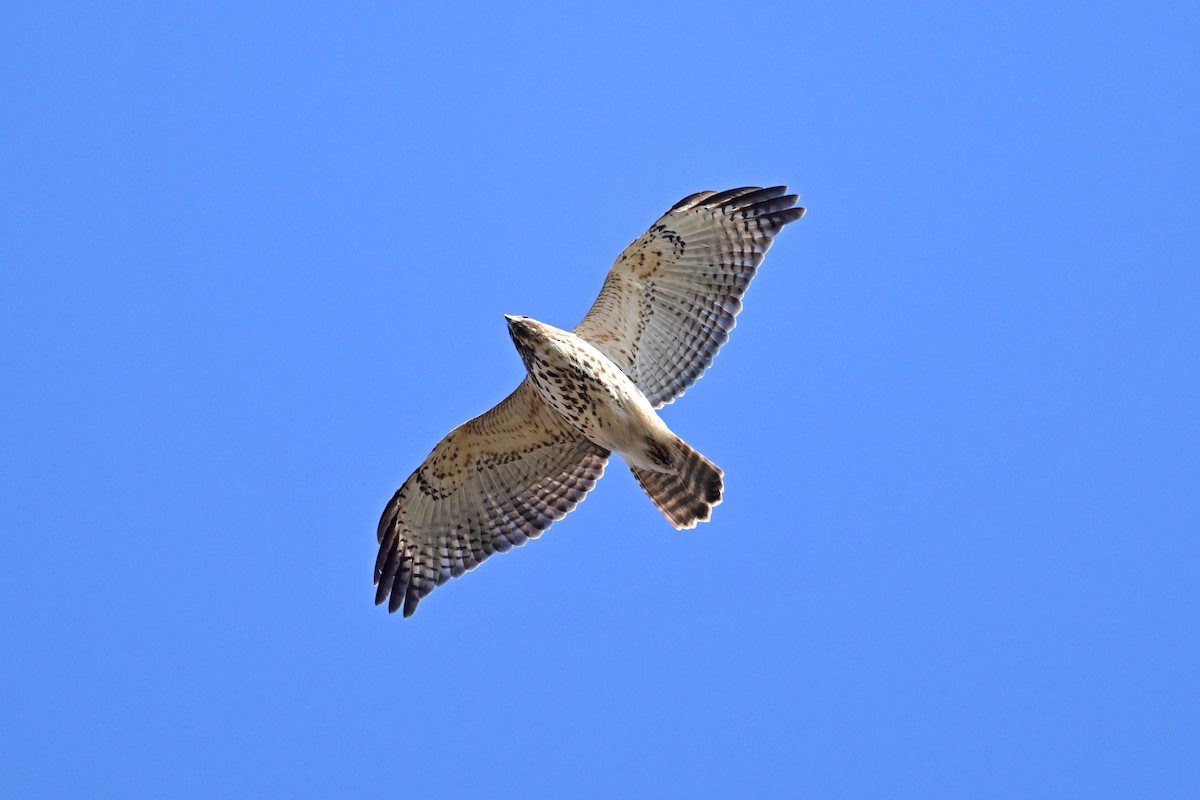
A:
<box><xmin>375</xmin><ymin>380</ymin><xmax>609</xmax><ymax>617</ymax></box>
<box><xmin>574</xmin><ymin>187</ymin><xmax>805</xmax><ymax>408</ymax></box>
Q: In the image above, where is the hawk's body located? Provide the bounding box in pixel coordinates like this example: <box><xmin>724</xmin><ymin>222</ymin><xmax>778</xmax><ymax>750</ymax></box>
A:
<box><xmin>376</xmin><ymin>187</ymin><xmax>805</xmax><ymax>616</ymax></box>
<box><xmin>509</xmin><ymin>316</ymin><xmax>673</xmax><ymax>471</ymax></box>
<box><xmin>508</xmin><ymin>315</ymin><xmax>724</xmax><ymax>532</ymax></box>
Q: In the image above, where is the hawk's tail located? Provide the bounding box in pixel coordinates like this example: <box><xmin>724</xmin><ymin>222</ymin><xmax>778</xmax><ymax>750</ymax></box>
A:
<box><xmin>631</xmin><ymin>436</ymin><xmax>723</xmax><ymax>530</ymax></box>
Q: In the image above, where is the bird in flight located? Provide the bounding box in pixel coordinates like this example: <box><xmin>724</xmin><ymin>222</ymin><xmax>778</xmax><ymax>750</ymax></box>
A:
<box><xmin>375</xmin><ymin>187</ymin><xmax>806</xmax><ymax>617</ymax></box>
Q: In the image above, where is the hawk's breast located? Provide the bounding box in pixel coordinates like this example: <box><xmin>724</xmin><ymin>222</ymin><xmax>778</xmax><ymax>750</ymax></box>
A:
<box><xmin>519</xmin><ymin>322</ymin><xmax>657</xmax><ymax>454</ymax></box>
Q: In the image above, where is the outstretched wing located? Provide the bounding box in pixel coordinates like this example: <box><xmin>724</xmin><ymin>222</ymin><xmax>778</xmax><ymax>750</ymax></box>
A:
<box><xmin>375</xmin><ymin>380</ymin><xmax>609</xmax><ymax>617</ymax></box>
<box><xmin>574</xmin><ymin>187</ymin><xmax>805</xmax><ymax>407</ymax></box>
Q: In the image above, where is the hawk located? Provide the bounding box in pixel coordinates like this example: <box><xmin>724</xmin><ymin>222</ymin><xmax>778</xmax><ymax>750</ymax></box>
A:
<box><xmin>376</xmin><ymin>187</ymin><xmax>806</xmax><ymax>616</ymax></box>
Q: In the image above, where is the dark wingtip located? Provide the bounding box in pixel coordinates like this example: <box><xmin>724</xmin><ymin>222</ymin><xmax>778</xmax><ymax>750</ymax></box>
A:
<box><xmin>703</xmin><ymin>186</ymin><xmax>772</xmax><ymax>208</ymax></box>
<box><xmin>673</xmin><ymin>186</ymin><xmax>803</xmax><ymax>216</ymax></box>
<box><xmin>776</xmin><ymin>206</ymin><xmax>807</xmax><ymax>226</ymax></box>
<box><xmin>768</xmin><ymin>208</ymin><xmax>806</xmax><ymax>230</ymax></box>
<box><xmin>671</xmin><ymin>190</ymin><xmax>717</xmax><ymax>211</ymax></box>
<box><xmin>403</xmin><ymin>591</ymin><xmax>421</xmax><ymax>618</ymax></box>
<box><xmin>387</xmin><ymin>583</ymin><xmax>405</xmax><ymax>614</ymax></box>
<box><xmin>378</xmin><ymin>489</ymin><xmax>402</xmax><ymax>544</ymax></box>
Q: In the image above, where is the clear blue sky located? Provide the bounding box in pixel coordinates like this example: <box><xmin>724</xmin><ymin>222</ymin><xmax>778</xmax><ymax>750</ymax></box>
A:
<box><xmin>3</xmin><ymin>2</ymin><xmax>1198</xmax><ymax>797</ymax></box>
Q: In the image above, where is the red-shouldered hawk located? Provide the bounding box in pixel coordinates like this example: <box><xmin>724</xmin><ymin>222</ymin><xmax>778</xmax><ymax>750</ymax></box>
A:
<box><xmin>376</xmin><ymin>187</ymin><xmax>805</xmax><ymax>616</ymax></box>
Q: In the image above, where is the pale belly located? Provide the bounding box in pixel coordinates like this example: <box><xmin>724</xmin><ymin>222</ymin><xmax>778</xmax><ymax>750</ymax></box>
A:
<box><xmin>524</xmin><ymin>332</ymin><xmax>672</xmax><ymax>468</ymax></box>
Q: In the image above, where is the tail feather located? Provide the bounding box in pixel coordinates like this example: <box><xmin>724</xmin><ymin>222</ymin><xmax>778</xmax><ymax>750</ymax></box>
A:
<box><xmin>631</xmin><ymin>437</ymin><xmax>723</xmax><ymax>529</ymax></box>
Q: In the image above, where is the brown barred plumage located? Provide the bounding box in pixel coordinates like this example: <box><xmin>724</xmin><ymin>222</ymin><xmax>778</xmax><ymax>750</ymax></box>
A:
<box><xmin>375</xmin><ymin>187</ymin><xmax>804</xmax><ymax>617</ymax></box>
<box><xmin>575</xmin><ymin>186</ymin><xmax>805</xmax><ymax>407</ymax></box>
<box><xmin>375</xmin><ymin>381</ymin><xmax>608</xmax><ymax>617</ymax></box>
<box><xmin>631</xmin><ymin>436</ymin><xmax>724</xmax><ymax>530</ymax></box>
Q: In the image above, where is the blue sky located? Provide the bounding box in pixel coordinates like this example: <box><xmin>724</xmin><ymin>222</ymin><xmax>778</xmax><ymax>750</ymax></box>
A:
<box><xmin>2</xmin><ymin>1</ymin><xmax>1198</xmax><ymax>796</ymax></box>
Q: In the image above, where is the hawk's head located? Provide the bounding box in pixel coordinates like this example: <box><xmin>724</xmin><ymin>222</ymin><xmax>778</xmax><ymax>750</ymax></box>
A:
<box><xmin>505</xmin><ymin>314</ymin><xmax>540</xmax><ymax>340</ymax></box>
<box><xmin>505</xmin><ymin>314</ymin><xmax>535</xmax><ymax>355</ymax></box>
<box><xmin>504</xmin><ymin>314</ymin><xmax>556</xmax><ymax>365</ymax></box>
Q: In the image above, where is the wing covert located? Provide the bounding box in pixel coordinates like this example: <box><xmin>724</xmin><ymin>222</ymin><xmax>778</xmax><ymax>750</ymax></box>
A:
<box><xmin>574</xmin><ymin>186</ymin><xmax>805</xmax><ymax>407</ymax></box>
<box><xmin>375</xmin><ymin>380</ymin><xmax>609</xmax><ymax>617</ymax></box>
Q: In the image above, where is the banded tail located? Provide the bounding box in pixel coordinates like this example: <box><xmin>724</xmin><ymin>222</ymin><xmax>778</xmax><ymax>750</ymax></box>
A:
<box><xmin>631</xmin><ymin>436</ymin><xmax>724</xmax><ymax>530</ymax></box>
